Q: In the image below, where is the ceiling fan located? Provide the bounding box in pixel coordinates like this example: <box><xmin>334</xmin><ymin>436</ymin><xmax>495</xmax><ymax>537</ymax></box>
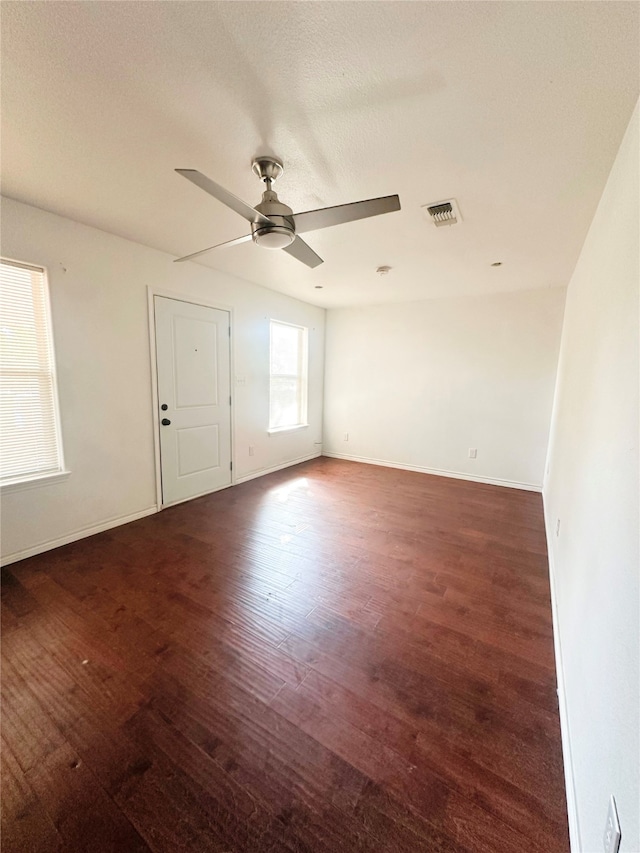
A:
<box><xmin>174</xmin><ymin>157</ymin><xmax>401</xmax><ymax>268</ymax></box>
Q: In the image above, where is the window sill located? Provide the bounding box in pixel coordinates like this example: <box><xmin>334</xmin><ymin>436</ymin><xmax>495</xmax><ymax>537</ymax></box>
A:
<box><xmin>267</xmin><ymin>424</ymin><xmax>309</xmax><ymax>436</ymax></box>
<box><xmin>0</xmin><ymin>470</ymin><xmax>71</xmax><ymax>494</ymax></box>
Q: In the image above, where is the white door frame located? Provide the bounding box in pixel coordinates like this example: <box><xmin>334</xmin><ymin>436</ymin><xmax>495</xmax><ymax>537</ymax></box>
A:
<box><xmin>147</xmin><ymin>286</ymin><xmax>236</xmax><ymax>510</ymax></box>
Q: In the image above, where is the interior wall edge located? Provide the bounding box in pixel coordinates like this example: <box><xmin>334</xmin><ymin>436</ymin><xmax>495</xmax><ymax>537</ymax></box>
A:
<box><xmin>543</xmin><ymin>490</ymin><xmax>582</xmax><ymax>853</ymax></box>
<box><xmin>322</xmin><ymin>451</ymin><xmax>542</xmax><ymax>492</ymax></box>
<box><xmin>0</xmin><ymin>505</ymin><xmax>158</xmax><ymax>567</ymax></box>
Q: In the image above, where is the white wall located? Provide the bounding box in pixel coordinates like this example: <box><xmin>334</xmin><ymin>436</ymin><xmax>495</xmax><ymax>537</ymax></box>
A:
<box><xmin>323</xmin><ymin>288</ymin><xmax>565</xmax><ymax>489</ymax></box>
<box><xmin>544</xmin><ymin>101</ymin><xmax>639</xmax><ymax>852</ymax></box>
<box><xmin>0</xmin><ymin>198</ymin><xmax>325</xmax><ymax>564</ymax></box>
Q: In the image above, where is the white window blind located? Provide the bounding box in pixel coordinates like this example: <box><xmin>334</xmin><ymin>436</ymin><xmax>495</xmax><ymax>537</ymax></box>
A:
<box><xmin>0</xmin><ymin>259</ymin><xmax>65</xmax><ymax>485</ymax></box>
<box><xmin>269</xmin><ymin>320</ymin><xmax>308</xmax><ymax>431</ymax></box>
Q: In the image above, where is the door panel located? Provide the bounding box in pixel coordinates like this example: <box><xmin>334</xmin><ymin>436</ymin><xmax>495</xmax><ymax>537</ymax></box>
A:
<box><xmin>155</xmin><ymin>296</ymin><xmax>231</xmax><ymax>505</ymax></box>
<box><xmin>176</xmin><ymin>424</ymin><xmax>220</xmax><ymax>476</ymax></box>
<box><xmin>173</xmin><ymin>316</ymin><xmax>219</xmax><ymax>407</ymax></box>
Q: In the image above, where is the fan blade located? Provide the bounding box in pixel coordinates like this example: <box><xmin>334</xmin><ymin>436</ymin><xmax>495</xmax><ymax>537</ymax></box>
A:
<box><xmin>174</xmin><ymin>233</ymin><xmax>252</xmax><ymax>263</ymax></box>
<box><xmin>175</xmin><ymin>169</ymin><xmax>274</xmax><ymax>227</ymax></box>
<box><xmin>282</xmin><ymin>236</ymin><xmax>324</xmax><ymax>268</ymax></box>
<box><xmin>293</xmin><ymin>194</ymin><xmax>400</xmax><ymax>234</ymax></box>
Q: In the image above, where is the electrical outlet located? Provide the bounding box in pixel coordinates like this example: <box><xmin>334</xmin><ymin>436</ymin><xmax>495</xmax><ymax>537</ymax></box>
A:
<box><xmin>604</xmin><ymin>796</ymin><xmax>621</xmax><ymax>853</ymax></box>
<box><xmin>248</xmin><ymin>445</ymin><xmax>254</xmax><ymax>457</ymax></box>
<box><xmin>556</xmin><ymin>518</ymin><xmax>561</xmax><ymax>536</ymax></box>
<box><xmin>343</xmin><ymin>433</ymin><xmax>349</xmax><ymax>441</ymax></box>
<box><xmin>468</xmin><ymin>448</ymin><xmax>477</xmax><ymax>459</ymax></box>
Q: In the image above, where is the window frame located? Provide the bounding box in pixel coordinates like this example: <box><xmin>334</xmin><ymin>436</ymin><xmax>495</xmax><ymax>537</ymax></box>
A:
<box><xmin>268</xmin><ymin>319</ymin><xmax>309</xmax><ymax>434</ymax></box>
<box><xmin>0</xmin><ymin>256</ymin><xmax>68</xmax><ymax>492</ymax></box>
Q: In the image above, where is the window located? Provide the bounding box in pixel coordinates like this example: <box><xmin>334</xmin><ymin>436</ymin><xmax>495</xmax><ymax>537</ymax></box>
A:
<box><xmin>0</xmin><ymin>258</ymin><xmax>66</xmax><ymax>487</ymax></box>
<box><xmin>269</xmin><ymin>320</ymin><xmax>308</xmax><ymax>431</ymax></box>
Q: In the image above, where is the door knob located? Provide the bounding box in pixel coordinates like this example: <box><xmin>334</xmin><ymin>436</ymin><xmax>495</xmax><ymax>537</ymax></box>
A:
<box><xmin>161</xmin><ymin>418</ymin><xmax>171</xmax><ymax>426</ymax></box>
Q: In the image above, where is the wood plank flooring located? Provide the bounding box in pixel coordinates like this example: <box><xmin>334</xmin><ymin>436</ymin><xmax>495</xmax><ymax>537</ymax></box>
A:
<box><xmin>1</xmin><ymin>457</ymin><xmax>569</xmax><ymax>852</ymax></box>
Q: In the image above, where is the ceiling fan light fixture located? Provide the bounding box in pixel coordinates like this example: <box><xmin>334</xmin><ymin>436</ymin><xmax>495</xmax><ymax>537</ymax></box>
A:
<box><xmin>253</xmin><ymin>226</ymin><xmax>295</xmax><ymax>249</ymax></box>
<box><xmin>174</xmin><ymin>157</ymin><xmax>400</xmax><ymax>268</ymax></box>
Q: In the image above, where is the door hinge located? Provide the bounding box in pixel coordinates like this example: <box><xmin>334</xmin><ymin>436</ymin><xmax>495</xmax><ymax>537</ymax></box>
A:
<box><xmin>230</xmin><ymin>461</ymin><xmax>233</xmax><ymax>471</ymax></box>
<box><xmin>228</xmin><ymin>326</ymin><xmax>231</xmax><ymax>337</ymax></box>
<box><xmin>229</xmin><ymin>395</ymin><xmax>232</xmax><ymax>406</ymax></box>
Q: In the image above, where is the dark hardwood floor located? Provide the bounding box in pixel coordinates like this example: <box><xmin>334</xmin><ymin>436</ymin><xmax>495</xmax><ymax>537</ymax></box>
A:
<box><xmin>1</xmin><ymin>457</ymin><xmax>569</xmax><ymax>852</ymax></box>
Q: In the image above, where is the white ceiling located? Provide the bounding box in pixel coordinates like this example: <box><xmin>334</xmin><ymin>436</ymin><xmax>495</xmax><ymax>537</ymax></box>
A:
<box><xmin>2</xmin><ymin>1</ymin><xmax>638</xmax><ymax>308</ymax></box>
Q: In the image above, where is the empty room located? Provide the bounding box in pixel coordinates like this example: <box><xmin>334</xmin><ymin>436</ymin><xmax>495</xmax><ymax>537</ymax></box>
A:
<box><xmin>1</xmin><ymin>2</ymin><xmax>638</xmax><ymax>852</ymax></box>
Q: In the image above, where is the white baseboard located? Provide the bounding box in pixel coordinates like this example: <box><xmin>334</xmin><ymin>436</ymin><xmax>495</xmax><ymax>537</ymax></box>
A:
<box><xmin>2</xmin><ymin>454</ymin><xmax>323</xmax><ymax>565</ymax></box>
<box><xmin>1</xmin><ymin>506</ymin><xmax>158</xmax><ymax>567</ymax></box>
<box><xmin>322</xmin><ymin>451</ymin><xmax>541</xmax><ymax>492</ymax></box>
<box><xmin>543</xmin><ymin>492</ymin><xmax>581</xmax><ymax>853</ymax></box>
<box><xmin>234</xmin><ymin>451</ymin><xmax>322</xmax><ymax>485</ymax></box>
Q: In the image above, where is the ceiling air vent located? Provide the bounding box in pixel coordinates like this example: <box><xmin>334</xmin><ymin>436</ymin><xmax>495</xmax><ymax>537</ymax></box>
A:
<box><xmin>422</xmin><ymin>199</ymin><xmax>462</xmax><ymax>227</ymax></box>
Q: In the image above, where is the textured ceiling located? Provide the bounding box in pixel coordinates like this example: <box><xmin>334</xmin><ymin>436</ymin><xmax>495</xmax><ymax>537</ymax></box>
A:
<box><xmin>2</xmin><ymin>1</ymin><xmax>638</xmax><ymax>307</ymax></box>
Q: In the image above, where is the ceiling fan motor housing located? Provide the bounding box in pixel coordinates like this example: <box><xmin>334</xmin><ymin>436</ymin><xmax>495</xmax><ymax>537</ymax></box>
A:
<box><xmin>252</xmin><ymin>190</ymin><xmax>296</xmax><ymax>249</ymax></box>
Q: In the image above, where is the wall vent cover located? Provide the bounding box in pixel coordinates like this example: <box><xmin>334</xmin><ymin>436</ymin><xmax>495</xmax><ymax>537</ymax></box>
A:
<box><xmin>422</xmin><ymin>198</ymin><xmax>462</xmax><ymax>227</ymax></box>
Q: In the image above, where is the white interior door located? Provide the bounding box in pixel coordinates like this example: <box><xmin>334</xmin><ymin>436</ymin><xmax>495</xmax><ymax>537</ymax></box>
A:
<box><xmin>154</xmin><ymin>296</ymin><xmax>231</xmax><ymax>505</ymax></box>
